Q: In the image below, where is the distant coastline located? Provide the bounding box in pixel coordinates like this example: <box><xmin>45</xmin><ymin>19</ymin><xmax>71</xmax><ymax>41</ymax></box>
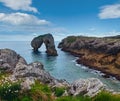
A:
<box><xmin>58</xmin><ymin>35</ymin><xmax>120</xmax><ymax>81</ymax></box>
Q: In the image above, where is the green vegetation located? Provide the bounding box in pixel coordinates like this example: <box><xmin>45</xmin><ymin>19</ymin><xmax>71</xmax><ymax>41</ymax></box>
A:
<box><xmin>0</xmin><ymin>72</ymin><xmax>120</xmax><ymax>101</ymax></box>
<box><xmin>29</xmin><ymin>81</ymin><xmax>54</xmax><ymax>101</ymax></box>
<box><xmin>54</xmin><ymin>87</ymin><xmax>65</xmax><ymax>97</ymax></box>
<box><xmin>0</xmin><ymin>82</ymin><xmax>21</xmax><ymax>101</ymax></box>
<box><xmin>66</xmin><ymin>36</ymin><xmax>77</xmax><ymax>43</ymax></box>
<box><xmin>93</xmin><ymin>91</ymin><xmax>120</xmax><ymax>101</ymax></box>
<box><xmin>37</xmin><ymin>34</ymin><xmax>51</xmax><ymax>39</ymax></box>
<box><xmin>56</xmin><ymin>96</ymin><xmax>91</xmax><ymax>101</ymax></box>
<box><xmin>37</xmin><ymin>35</ymin><xmax>45</xmax><ymax>39</ymax></box>
<box><xmin>65</xmin><ymin>35</ymin><xmax>120</xmax><ymax>44</ymax></box>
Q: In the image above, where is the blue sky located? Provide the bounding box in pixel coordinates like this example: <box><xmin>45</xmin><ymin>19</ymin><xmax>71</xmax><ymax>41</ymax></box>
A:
<box><xmin>0</xmin><ymin>0</ymin><xmax>120</xmax><ymax>41</ymax></box>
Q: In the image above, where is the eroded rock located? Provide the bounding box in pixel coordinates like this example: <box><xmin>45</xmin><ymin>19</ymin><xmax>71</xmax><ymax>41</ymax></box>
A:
<box><xmin>0</xmin><ymin>49</ymin><xmax>105</xmax><ymax>97</ymax></box>
<box><xmin>31</xmin><ymin>34</ymin><xmax>58</xmax><ymax>56</ymax></box>
<box><xmin>68</xmin><ymin>78</ymin><xmax>104</xmax><ymax>97</ymax></box>
<box><xmin>58</xmin><ymin>35</ymin><xmax>120</xmax><ymax>80</ymax></box>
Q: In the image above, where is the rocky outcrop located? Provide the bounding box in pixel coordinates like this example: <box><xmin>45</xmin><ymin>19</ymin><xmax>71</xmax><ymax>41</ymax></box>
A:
<box><xmin>14</xmin><ymin>61</ymin><xmax>69</xmax><ymax>87</ymax></box>
<box><xmin>0</xmin><ymin>49</ymin><xmax>68</xmax><ymax>88</ymax></box>
<box><xmin>0</xmin><ymin>48</ymin><xmax>105</xmax><ymax>97</ymax></box>
<box><xmin>31</xmin><ymin>34</ymin><xmax>58</xmax><ymax>56</ymax></box>
<box><xmin>58</xmin><ymin>36</ymin><xmax>120</xmax><ymax>80</ymax></box>
<box><xmin>0</xmin><ymin>49</ymin><xmax>27</xmax><ymax>71</ymax></box>
<box><xmin>68</xmin><ymin>78</ymin><xmax>104</xmax><ymax>97</ymax></box>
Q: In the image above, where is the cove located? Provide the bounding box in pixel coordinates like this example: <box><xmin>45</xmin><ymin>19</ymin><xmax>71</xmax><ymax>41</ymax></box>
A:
<box><xmin>0</xmin><ymin>41</ymin><xmax>120</xmax><ymax>91</ymax></box>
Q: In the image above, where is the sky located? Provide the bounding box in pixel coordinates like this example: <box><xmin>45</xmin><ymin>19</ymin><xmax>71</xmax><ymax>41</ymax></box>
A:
<box><xmin>0</xmin><ymin>0</ymin><xmax>120</xmax><ymax>41</ymax></box>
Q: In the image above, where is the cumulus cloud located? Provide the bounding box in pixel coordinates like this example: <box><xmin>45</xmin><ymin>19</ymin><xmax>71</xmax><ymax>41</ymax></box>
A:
<box><xmin>98</xmin><ymin>4</ymin><xmax>120</xmax><ymax>19</ymax></box>
<box><xmin>0</xmin><ymin>12</ymin><xmax>50</xmax><ymax>25</ymax></box>
<box><xmin>0</xmin><ymin>0</ymin><xmax>38</xmax><ymax>13</ymax></box>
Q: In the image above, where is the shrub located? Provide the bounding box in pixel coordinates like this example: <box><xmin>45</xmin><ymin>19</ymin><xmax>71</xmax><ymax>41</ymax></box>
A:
<box><xmin>54</xmin><ymin>87</ymin><xmax>65</xmax><ymax>97</ymax></box>
<box><xmin>0</xmin><ymin>82</ymin><xmax>21</xmax><ymax>101</ymax></box>
<box><xmin>30</xmin><ymin>81</ymin><xmax>54</xmax><ymax>101</ymax></box>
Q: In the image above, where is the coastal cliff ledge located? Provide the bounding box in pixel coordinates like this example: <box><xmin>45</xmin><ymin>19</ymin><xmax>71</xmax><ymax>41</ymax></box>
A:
<box><xmin>58</xmin><ymin>35</ymin><xmax>120</xmax><ymax>80</ymax></box>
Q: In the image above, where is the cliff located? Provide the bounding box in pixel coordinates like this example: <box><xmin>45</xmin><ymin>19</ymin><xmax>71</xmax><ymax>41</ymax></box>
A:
<box><xmin>0</xmin><ymin>49</ymin><xmax>106</xmax><ymax>101</ymax></box>
<box><xmin>58</xmin><ymin>35</ymin><xmax>120</xmax><ymax>80</ymax></box>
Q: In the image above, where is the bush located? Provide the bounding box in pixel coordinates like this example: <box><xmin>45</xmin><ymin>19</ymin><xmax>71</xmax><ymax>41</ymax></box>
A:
<box><xmin>54</xmin><ymin>87</ymin><xmax>65</xmax><ymax>97</ymax></box>
<box><xmin>0</xmin><ymin>82</ymin><xmax>21</xmax><ymax>101</ymax></box>
<box><xmin>30</xmin><ymin>81</ymin><xmax>54</xmax><ymax>101</ymax></box>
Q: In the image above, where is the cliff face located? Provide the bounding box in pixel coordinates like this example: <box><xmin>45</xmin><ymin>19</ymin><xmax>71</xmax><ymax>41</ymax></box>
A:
<box><xmin>58</xmin><ymin>36</ymin><xmax>120</xmax><ymax>80</ymax></box>
<box><xmin>31</xmin><ymin>34</ymin><xmax>58</xmax><ymax>56</ymax></box>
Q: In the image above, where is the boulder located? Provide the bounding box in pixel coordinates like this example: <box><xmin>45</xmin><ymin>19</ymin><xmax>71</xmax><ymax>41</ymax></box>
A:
<box><xmin>68</xmin><ymin>78</ymin><xmax>104</xmax><ymax>97</ymax></box>
<box><xmin>0</xmin><ymin>49</ymin><xmax>27</xmax><ymax>71</ymax></box>
<box><xmin>31</xmin><ymin>34</ymin><xmax>58</xmax><ymax>56</ymax></box>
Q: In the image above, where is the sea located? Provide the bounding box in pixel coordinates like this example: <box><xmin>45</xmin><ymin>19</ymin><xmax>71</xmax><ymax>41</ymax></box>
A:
<box><xmin>0</xmin><ymin>41</ymin><xmax>120</xmax><ymax>91</ymax></box>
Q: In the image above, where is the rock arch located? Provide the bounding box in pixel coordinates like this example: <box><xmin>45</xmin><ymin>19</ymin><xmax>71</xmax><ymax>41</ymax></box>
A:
<box><xmin>31</xmin><ymin>34</ymin><xmax>58</xmax><ymax>56</ymax></box>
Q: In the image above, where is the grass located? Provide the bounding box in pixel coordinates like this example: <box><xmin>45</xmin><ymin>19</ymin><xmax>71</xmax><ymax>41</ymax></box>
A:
<box><xmin>93</xmin><ymin>91</ymin><xmax>120</xmax><ymax>101</ymax></box>
<box><xmin>0</xmin><ymin>81</ymin><xmax>21</xmax><ymax>101</ymax></box>
<box><xmin>56</xmin><ymin>91</ymin><xmax>120</xmax><ymax>101</ymax></box>
<box><xmin>28</xmin><ymin>81</ymin><xmax>54</xmax><ymax>101</ymax></box>
<box><xmin>0</xmin><ymin>72</ymin><xmax>120</xmax><ymax>101</ymax></box>
<box><xmin>56</xmin><ymin>96</ymin><xmax>91</xmax><ymax>101</ymax></box>
<box><xmin>53</xmin><ymin>87</ymin><xmax>65</xmax><ymax>97</ymax></box>
<box><xmin>66</xmin><ymin>36</ymin><xmax>77</xmax><ymax>43</ymax></box>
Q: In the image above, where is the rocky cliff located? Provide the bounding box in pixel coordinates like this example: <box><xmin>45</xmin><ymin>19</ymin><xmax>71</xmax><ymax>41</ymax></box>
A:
<box><xmin>0</xmin><ymin>49</ymin><xmax>104</xmax><ymax>97</ymax></box>
<box><xmin>58</xmin><ymin>35</ymin><xmax>120</xmax><ymax>80</ymax></box>
<box><xmin>31</xmin><ymin>33</ymin><xmax>58</xmax><ymax>56</ymax></box>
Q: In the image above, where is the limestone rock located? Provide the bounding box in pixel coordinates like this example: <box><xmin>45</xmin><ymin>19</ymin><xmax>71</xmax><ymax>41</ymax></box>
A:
<box><xmin>31</xmin><ymin>34</ymin><xmax>58</xmax><ymax>56</ymax></box>
<box><xmin>58</xmin><ymin>36</ymin><xmax>120</xmax><ymax>55</ymax></box>
<box><xmin>13</xmin><ymin>61</ymin><xmax>69</xmax><ymax>87</ymax></box>
<box><xmin>0</xmin><ymin>49</ymin><xmax>27</xmax><ymax>71</ymax></box>
<box><xmin>21</xmin><ymin>77</ymin><xmax>35</xmax><ymax>90</ymax></box>
<box><xmin>58</xmin><ymin>35</ymin><xmax>120</xmax><ymax>80</ymax></box>
<box><xmin>0</xmin><ymin>49</ymin><xmax>106</xmax><ymax>97</ymax></box>
<box><xmin>0</xmin><ymin>49</ymin><xmax>68</xmax><ymax>89</ymax></box>
<box><xmin>68</xmin><ymin>78</ymin><xmax>104</xmax><ymax>97</ymax></box>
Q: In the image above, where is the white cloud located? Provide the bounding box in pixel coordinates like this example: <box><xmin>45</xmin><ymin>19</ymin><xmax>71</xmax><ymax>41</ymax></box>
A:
<box><xmin>99</xmin><ymin>4</ymin><xmax>120</xmax><ymax>19</ymax></box>
<box><xmin>0</xmin><ymin>12</ymin><xmax>50</xmax><ymax>25</ymax></box>
<box><xmin>0</xmin><ymin>0</ymin><xmax>38</xmax><ymax>13</ymax></box>
<box><xmin>89</xmin><ymin>27</ymin><xmax>96</xmax><ymax>31</ymax></box>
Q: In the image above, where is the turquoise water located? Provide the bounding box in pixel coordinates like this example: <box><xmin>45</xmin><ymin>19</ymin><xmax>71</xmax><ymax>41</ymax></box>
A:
<box><xmin>0</xmin><ymin>41</ymin><xmax>120</xmax><ymax>91</ymax></box>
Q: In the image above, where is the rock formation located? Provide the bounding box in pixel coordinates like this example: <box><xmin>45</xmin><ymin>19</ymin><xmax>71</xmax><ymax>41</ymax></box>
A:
<box><xmin>0</xmin><ymin>49</ymin><xmax>67</xmax><ymax>87</ymax></box>
<box><xmin>58</xmin><ymin>35</ymin><xmax>120</xmax><ymax>80</ymax></box>
<box><xmin>31</xmin><ymin>34</ymin><xmax>58</xmax><ymax>56</ymax></box>
<box><xmin>0</xmin><ymin>49</ymin><xmax>27</xmax><ymax>71</ymax></box>
<box><xmin>0</xmin><ymin>49</ymin><xmax>104</xmax><ymax>97</ymax></box>
<box><xmin>69</xmin><ymin>78</ymin><xmax>104</xmax><ymax>97</ymax></box>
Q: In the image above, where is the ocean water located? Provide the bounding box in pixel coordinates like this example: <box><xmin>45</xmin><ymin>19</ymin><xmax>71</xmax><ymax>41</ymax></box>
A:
<box><xmin>0</xmin><ymin>41</ymin><xmax>120</xmax><ymax>91</ymax></box>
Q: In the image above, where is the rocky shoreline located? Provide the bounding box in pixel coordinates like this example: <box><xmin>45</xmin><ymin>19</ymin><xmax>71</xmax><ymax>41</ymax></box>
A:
<box><xmin>0</xmin><ymin>48</ymin><xmax>105</xmax><ymax>97</ymax></box>
<box><xmin>58</xmin><ymin>35</ymin><xmax>120</xmax><ymax>81</ymax></box>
